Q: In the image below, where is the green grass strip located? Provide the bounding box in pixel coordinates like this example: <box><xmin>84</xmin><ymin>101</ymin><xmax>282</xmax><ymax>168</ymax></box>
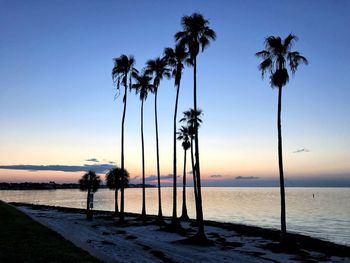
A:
<box><xmin>0</xmin><ymin>201</ymin><xmax>100</xmax><ymax>263</ymax></box>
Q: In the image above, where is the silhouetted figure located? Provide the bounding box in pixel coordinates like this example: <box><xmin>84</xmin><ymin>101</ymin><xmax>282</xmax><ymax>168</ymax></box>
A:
<box><xmin>163</xmin><ymin>45</ymin><xmax>189</xmax><ymax>226</ymax></box>
<box><xmin>132</xmin><ymin>71</ymin><xmax>154</xmax><ymax>219</ymax></box>
<box><xmin>78</xmin><ymin>170</ymin><xmax>101</xmax><ymax>220</ymax></box>
<box><xmin>256</xmin><ymin>34</ymin><xmax>308</xmax><ymax>244</ymax></box>
<box><xmin>105</xmin><ymin>167</ymin><xmax>130</xmax><ymax>221</ymax></box>
<box><xmin>112</xmin><ymin>54</ymin><xmax>137</xmax><ymax>222</ymax></box>
<box><xmin>175</xmin><ymin>13</ymin><xmax>216</xmax><ymax>241</ymax></box>
<box><xmin>145</xmin><ymin>57</ymin><xmax>171</xmax><ymax>224</ymax></box>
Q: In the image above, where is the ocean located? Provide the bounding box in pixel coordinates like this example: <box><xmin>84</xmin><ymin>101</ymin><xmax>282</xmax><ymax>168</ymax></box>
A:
<box><xmin>0</xmin><ymin>187</ymin><xmax>349</xmax><ymax>246</ymax></box>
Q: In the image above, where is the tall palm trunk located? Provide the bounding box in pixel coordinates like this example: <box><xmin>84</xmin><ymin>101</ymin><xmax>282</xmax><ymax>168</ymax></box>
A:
<box><xmin>154</xmin><ymin>90</ymin><xmax>163</xmax><ymax>220</ymax></box>
<box><xmin>193</xmin><ymin>56</ymin><xmax>205</xmax><ymax>237</ymax></box>
<box><xmin>277</xmin><ymin>85</ymin><xmax>287</xmax><ymax>243</ymax></box>
<box><xmin>172</xmin><ymin>83</ymin><xmax>181</xmax><ymax>223</ymax></box>
<box><xmin>190</xmin><ymin>138</ymin><xmax>198</xmax><ymax>210</ymax></box>
<box><xmin>141</xmin><ymin>100</ymin><xmax>146</xmax><ymax>217</ymax></box>
<box><xmin>120</xmin><ymin>79</ymin><xmax>127</xmax><ymax>221</ymax></box>
<box><xmin>181</xmin><ymin>148</ymin><xmax>189</xmax><ymax>219</ymax></box>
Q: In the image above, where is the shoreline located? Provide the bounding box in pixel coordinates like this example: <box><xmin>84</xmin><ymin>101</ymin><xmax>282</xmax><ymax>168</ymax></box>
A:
<box><xmin>9</xmin><ymin>202</ymin><xmax>350</xmax><ymax>262</ymax></box>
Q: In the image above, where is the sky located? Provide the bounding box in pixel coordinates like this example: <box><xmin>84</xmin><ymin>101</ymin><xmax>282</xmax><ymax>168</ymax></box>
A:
<box><xmin>0</xmin><ymin>0</ymin><xmax>349</xmax><ymax>186</ymax></box>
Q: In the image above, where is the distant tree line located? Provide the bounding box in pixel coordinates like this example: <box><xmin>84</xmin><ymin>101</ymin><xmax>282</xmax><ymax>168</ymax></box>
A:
<box><xmin>0</xmin><ymin>182</ymin><xmax>155</xmax><ymax>190</ymax></box>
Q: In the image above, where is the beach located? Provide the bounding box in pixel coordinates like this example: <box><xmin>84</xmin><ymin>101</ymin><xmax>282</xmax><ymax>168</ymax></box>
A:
<box><xmin>10</xmin><ymin>202</ymin><xmax>350</xmax><ymax>263</ymax></box>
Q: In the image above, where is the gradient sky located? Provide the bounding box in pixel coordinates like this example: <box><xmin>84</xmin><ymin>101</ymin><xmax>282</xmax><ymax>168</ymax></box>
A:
<box><xmin>0</xmin><ymin>1</ymin><xmax>349</xmax><ymax>186</ymax></box>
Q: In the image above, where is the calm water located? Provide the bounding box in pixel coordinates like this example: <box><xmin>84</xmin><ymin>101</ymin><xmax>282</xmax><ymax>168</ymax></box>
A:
<box><xmin>0</xmin><ymin>187</ymin><xmax>349</xmax><ymax>245</ymax></box>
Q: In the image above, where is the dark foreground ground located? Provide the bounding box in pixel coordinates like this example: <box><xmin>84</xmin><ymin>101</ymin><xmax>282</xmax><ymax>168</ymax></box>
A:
<box><xmin>0</xmin><ymin>201</ymin><xmax>100</xmax><ymax>263</ymax></box>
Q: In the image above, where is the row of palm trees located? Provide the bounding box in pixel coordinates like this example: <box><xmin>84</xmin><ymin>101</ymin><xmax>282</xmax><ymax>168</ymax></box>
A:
<box><xmin>112</xmin><ymin>13</ymin><xmax>215</xmax><ymax>240</ymax></box>
<box><xmin>110</xmin><ymin>12</ymin><xmax>308</xmax><ymax>244</ymax></box>
<box><xmin>79</xmin><ymin>108</ymin><xmax>203</xmax><ymax>224</ymax></box>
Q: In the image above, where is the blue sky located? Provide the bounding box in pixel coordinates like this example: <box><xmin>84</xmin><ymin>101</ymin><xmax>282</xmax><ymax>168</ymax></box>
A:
<box><xmin>0</xmin><ymin>1</ymin><xmax>349</xmax><ymax>185</ymax></box>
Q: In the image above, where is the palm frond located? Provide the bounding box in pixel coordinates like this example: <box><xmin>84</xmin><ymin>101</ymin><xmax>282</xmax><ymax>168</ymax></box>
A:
<box><xmin>179</xmin><ymin>108</ymin><xmax>203</xmax><ymax>132</ymax></box>
<box><xmin>131</xmin><ymin>70</ymin><xmax>139</xmax><ymax>79</ymax></box>
<box><xmin>132</xmin><ymin>71</ymin><xmax>153</xmax><ymax>101</ymax></box>
<box><xmin>265</xmin><ymin>36</ymin><xmax>283</xmax><ymax>55</ymax></box>
<box><xmin>175</xmin><ymin>31</ymin><xmax>187</xmax><ymax>42</ymax></box>
<box><xmin>258</xmin><ymin>58</ymin><xmax>272</xmax><ymax>78</ymax></box>
<box><xmin>200</xmin><ymin>36</ymin><xmax>210</xmax><ymax>51</ymax></box>
<box><xmin>128</xmin><ymin>56</ymin><xmax>135</xmax><ymax>68</ymax></box>
<box><xmin>112</xmin><ymin>54</ymin><xmax>136</xmax><ymax>101</ymax></box>
<box><xmin>255</xmin><ymin>50</ymin><xmax>270</xmax><ymax>59</ymax></box>
<box><xmin>185</xmin><ymin>57</ymin><xmax>193</xmax><ymax>66</ymax></box>
<box><xmin>176</xmin><ymin>13</ymin><xmax>216</xmax><ymax>58</ymax></box>
<box><xmin>204</xmin><ymin>27</ymin><xmax>216</xmax><ymax>40</ymax></box>
<box><xmin>288</xmin><ymin>52</ymin><xmax>308</xmax><ymax>74</ymax></box>
<box><xmin>79</xmin><ymin>171</ymin><xmax>101</xmax><ymax>192</ymax></box>
<box><xmin>164</xmin><ymin>47</ymin><xmax>184</xmax><ymax>80</ymax></box>
<box><xmin>105</xmin><ymin>167</ymin><xmax>129</xmax><ymax>190</ymax></box>
<box><xmin>283</xmin><ymin>34</ymin><xmax>297</xmax><ymax>52</ymax></box>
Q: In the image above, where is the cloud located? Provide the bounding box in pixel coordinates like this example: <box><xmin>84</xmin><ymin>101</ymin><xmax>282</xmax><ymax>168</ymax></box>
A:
<box><xmin>210</xmin><ymin>174</ymin><xmax>223</xmax><ymax>178</ymax></box>
<box><xmin>0</xmin><ymin>164</ymin><xmax>115</xmax><ymax>174</ymax></box>
<box><xmin>85</xmin><ymin>158</ymin><xmax>99</xmax><ymax>163</ymax></box>
<box><xmin>102</xmin><ymin>159</ymin><xmax>116</xmax><ymax>164</ymax></box>
<box><xmin>146</xmin><ymin>174</ymin><xmax>173</xmax><ymax>181</ymax></box>
<box><xmin>187</xmin><ymin>170</ymin><xmax>193</xmax><ymax>174</ymax></box>
<box><xmin>235</xmin><ymin>176</ymin><xmax>259</xmax><ymax>180</ymax></box>
<box><xmin>293</xmin><ymin>148</ymin><xmax>310</xmax><ymax>153</ymax></box>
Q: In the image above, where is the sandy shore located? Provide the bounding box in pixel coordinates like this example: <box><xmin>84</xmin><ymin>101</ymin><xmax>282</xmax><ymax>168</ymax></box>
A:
<box><xmin>12</xmin><ymin>203</ymin><xmax>350</xmax><ymax>263</ymax></box>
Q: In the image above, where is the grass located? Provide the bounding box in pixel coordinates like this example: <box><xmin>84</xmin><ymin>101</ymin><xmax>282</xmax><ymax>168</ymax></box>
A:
<box><xmin>0</xmin><ymin>201</ymin><xmax>100</xmax><ymax>263</ymax></box>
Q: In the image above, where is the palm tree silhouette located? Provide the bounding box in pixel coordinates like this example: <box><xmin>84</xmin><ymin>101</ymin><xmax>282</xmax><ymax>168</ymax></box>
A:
<box><xmin>175</xmin><ymin>13</ymin><xmax>216</xmax><ymax>239</ymax></box>
<box><xmin>145</xmin><ymin>57</ymin><xmax>170</xmax><ymax>223</ymax></box>
<box><xmin>256</xmin><ymin>34</ymin><xmax>308</xmax><ymax>243</ymax></box>
<box><xmin>78</xmin><ymin>170</ymin><xmax>101</xmax><ymax>220</ymax></box>
<box><xmin>112</xmin><ymin>54</ymin><xmax>137</xmax><ymax>221</ymax></box>
<box><xmin>105</xmin><ymin>167</ymin><xmax>130</xmax><ymax>218</ymax></box>
<box><xmin>163</xmin><ymin>45</ymin><xmax>189</xmax><ymax>225</ymax></box>
<box><xmin>177</xmin><ymin>126</ymin><xmax>191</xmax><ymax>220</ymax></box>
<box><xmin>132</xmin><ymin>71</ymin><xmax>154</xmax><ymax>219</ymax></box>
<box><xmin>180</xmin><ymin>108</ymin><xmax>203</xmax><ymax>218</ymax></box>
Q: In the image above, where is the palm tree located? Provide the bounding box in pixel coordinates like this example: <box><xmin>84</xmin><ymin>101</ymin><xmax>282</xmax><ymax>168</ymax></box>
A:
<box><xmin>175</xmin><ymin>13</ymin><xmax>216</xmax><ymax>238</ymax></box>
<box><xmin>105</xmin><ymin>167</ymin><xmax>130</xmax><ymax>219</ymax></box>
<box><xmin>163</xmin><ymin>45</ymin><xmax>188</xmax><ymax>225</ymax></box>
<box><xmin>256</xmin><ymin>34</ymin><xmax>308</xmax><ymax>243</ymax></box>
<box><xmin>145</xmin><ymin>57</ymin><xmax>170</xmax><ymax>223</ymax></box>
<box><xmin>180</xmin><ymin>108</ymin><xmax>203</xmax><ymax>218</ymax></box>
<box><xmin>112</xmin><ymin>54</ymin><xmax>137</xmax><ymax>221</ymax></box>
<box><xmin>132</xmin><ymin>71</ymin><xmax>154</xmax><ymax>219</ymax></box>
<box><xmin>177</xmin><ymin>126</ymin><xmax>191</xmax><ymax>220</ymax></box>
<box><xmin>78</xmin><ymin>171</ymin><xmax>101</xmax><ymax>220</ymax></box>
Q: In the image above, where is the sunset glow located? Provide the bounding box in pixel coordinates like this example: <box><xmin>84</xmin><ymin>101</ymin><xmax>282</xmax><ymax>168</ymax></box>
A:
<box><xmin>0</xmin><ymin>1</ymin><xmax>349</xmax><ymax>186</ymax></box>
